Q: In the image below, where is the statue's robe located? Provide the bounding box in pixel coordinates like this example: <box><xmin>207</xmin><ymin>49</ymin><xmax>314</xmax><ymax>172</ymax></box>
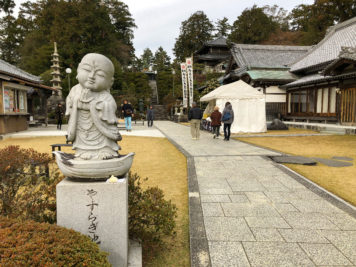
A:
<box><xmin>66</xmin><ymin>84</ymin><xmax>121</xmax><ymax>159</ymax></box>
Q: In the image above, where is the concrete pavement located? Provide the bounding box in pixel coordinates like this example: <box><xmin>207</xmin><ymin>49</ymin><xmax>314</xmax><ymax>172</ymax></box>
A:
<box><xmin>1</xmin><ymin>124</ymin><xmax>165</xmax><ymax>139</ymax></box>
<box><xmin>155</xmin><ymin>121</ymin><xmax>356</xmax><ymax>267</ymax></box>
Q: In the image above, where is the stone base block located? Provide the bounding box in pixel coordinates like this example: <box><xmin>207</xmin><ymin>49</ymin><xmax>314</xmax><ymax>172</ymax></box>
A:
<box><xmin>57</xmin><ymin>176</ymin><xmax>128</xmax><ymax>267</ymax></box>
<box><xmin>128</xmin><ymin>240</ymin><xmax>142</xmax><ymax>267</ymax></box>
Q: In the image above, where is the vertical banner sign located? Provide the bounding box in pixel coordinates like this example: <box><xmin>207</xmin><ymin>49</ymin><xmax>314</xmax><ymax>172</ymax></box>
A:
<box><xmin>186</xmin><ymin>57</ymin><xmax>194</xmax><ymax>107</ymax></box>
<box><xmin>180</xmin><ymin>63</ymin><xmax>188</xmax><ymax>108</ymax></box>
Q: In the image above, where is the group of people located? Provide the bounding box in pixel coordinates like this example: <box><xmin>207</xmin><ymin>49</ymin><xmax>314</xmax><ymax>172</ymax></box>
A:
<box><xmin>121</xmin><ymin>100</ymin><xmax>154</xmax><ymax>131</ymax></box>
<box><xmin>189</xmin><ymin>101</ymin><xmax>234</xmax><ymax>141</ymax></box>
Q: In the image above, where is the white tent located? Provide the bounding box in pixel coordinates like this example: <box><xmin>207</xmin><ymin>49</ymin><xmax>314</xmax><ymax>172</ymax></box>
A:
<box><xmin>200</xmin><ymin>80</ymin><xmax>267</xmax><ymax>133</ymax></box>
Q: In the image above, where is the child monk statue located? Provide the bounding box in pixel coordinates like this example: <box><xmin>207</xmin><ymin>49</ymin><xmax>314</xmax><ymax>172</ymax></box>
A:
<box><xmin>66</xmin><ymin>53</ymin><xmax>122</xmax><ymax>160</ymax></box>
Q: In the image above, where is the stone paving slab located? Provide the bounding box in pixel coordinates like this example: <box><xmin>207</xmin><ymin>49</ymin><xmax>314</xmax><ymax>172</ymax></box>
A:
<box><xmin>250</xmin><ymin>228</ymin><xmax>284</xmax><ymax>242</ymax></box>
<box><xmin>278</xmin><ymin>228</ymin><xmax>329</xmax><ymax>243</ymax></box>
<box><xmin>154</xmin><ymin>121</ymin><xmax>356</xmax><ymax>267</ymax></box>
<box><xmin>242</xmin><ymin>242</ymin><xmax>315</xmax><ymax>266</ymax></box>
<box><xmin>209</xmin><ymin>242</ymin><xmax>250</xmax><ymax>267</ymax></box>
<box><xmin>299</xmin><ymin>243</ymin><xmax>353</xmax><ymax>265</ymax></box>
<box><xmin>244</xmin><ymin>216</ymin><xmax>291</xmax><ymax>229</ymax></box>
<box><xmin>204</xmin><ymin>217</ymin><xmax>255</xmax><ymax>242</ymax></box>
<box><xmin>271</xmin><ymin>155</ymin><xmax>317</xmax><ymax>165</ymax></box>
<box><xmin>312</xmin><ymin>157</ymin><xmax>354</xmax><ymax>167</ymax></box>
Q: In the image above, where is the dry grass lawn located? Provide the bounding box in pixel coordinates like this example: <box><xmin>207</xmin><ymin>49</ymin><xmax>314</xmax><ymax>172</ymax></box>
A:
<box><xmin>0</xmin><ymin>136</ymin><xmax>189</xmax><ymax>267</ymax></box>
<box><xmin>236</xmin><ymin>135</ymin><xmax>356</xmax><ymax>206</ymax></box>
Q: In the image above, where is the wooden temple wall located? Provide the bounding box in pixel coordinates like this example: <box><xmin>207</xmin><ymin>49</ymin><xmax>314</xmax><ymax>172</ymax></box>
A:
<box><xmin>266</xmin><ymin>102</ymin><xmax>286</xmax><ymax>121</ymax></box>
<box><xmin>340</xmin><ymin>88</ymin><xmax>356</xmax><ymax>125</ymax></box>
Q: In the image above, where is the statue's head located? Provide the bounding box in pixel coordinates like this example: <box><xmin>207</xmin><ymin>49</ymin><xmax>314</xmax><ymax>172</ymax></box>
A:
<box><xmin>77</xmin><ymin>53</ymin><xmax>114</xmax><ymax>92</ymax></box>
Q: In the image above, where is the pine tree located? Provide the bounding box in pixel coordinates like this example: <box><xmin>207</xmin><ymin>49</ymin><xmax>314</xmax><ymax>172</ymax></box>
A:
<box><xmin>173</xmin><ymin>11</ymin><xmax>214</xmax><ymax>61</ymax></box>
<box><xmin>153</xmin><ymin>47</ymin><xmax>171</xmax><ymax>71</ymax></box>
<box><xmin>215</xmin><ymin>17</ymin><xmax>231</xmax><ymax>37</ymax></box>
<box><xmin>228</xmin><ymin>5</ymin><xmax>278</xmax><ymax>44</ymax></box>
<box><xmin>140</xmin><ymin>48</ymin><xmax>153</xmax><ymax>70</ymax></box>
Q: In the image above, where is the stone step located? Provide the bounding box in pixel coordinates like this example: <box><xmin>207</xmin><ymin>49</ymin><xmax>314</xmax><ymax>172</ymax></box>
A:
<box><xmin>151</xmin><ymin>105</ymin><xmax>169</xmax><ymax>120</ymax></box>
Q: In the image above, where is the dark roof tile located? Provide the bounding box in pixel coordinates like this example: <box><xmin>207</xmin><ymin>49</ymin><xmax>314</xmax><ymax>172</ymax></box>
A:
<box><xmin>290</xmin><ymin>17</ymin><xmax>356</xmax><ymax>73</ymax></box>
<box><xmin>0</xmin><ymin>59</ymin><xmax>41</xmax><ymax>83</ymax></box>
<box><xmin>231</xmin><ymin>43</ymin><xmax>311</xmax><ymax>69</ymax></box>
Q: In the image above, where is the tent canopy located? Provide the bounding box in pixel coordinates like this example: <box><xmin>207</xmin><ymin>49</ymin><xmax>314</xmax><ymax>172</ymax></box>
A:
<box><xmin>200</xmin><ymin>80</ymin><xmax>263</xmax><ymax>102</ymax></box>
<box><xmin>200</xmin><ymin>80</ymin><xmax>267</xmax><ymax>133</ymax></box>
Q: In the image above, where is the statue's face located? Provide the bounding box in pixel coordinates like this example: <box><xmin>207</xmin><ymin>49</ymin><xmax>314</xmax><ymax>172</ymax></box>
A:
<box><xmin>77</xmin><ymin>54</ymin><xmax>114</xmax><ymax>92</ymax></box>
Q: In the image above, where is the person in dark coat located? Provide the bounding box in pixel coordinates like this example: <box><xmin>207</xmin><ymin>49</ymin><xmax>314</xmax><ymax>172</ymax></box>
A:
<box><xmin>210</xmin><ymin>106</ymin><xmax>222</xmax><ymax>139</ymax></box>
<box><xmin>147</xmin><ymin>106</ymin><xmax>154</xmax><ymax>127</ymax></box>
<box><xmin>188</xmin><ymin>102</ymin><xmax>202</xmax><ymax>140</ymax></box>
<box><xmin>121</xmin><ymin>100</ymin><xmax>133</xmax><ymax>131</ymax></box>
<box><xmin>221</xmin><ymin>102</ymin><xmax>234</xmax><ymax>141</ymax></box>
<box><xmin>56</xmin><ymin>103</ymin><xmax>64</xmax><ymax>130</ymax></box>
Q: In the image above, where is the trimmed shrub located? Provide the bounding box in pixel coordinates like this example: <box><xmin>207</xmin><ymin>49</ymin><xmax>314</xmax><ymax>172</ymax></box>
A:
<box><xmin>0</xmin><ymin>217</ymin><xmax>110</xmax><ymax>266</ymax></box>
<box><xmin>128</xmin><ymin>172</ymin><xmax>178</xmax><ymax>246</ymax></box>
<box><xmin>0</xmin><ymin>145</ymin><xmax>61</xmax><ymax>223</ymax></box>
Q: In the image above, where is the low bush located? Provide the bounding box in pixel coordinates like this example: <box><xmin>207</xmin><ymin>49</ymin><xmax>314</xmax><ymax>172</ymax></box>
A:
<box><xmin>0</xmin><ymin>145</ymin><xmax>55</xmax><ymax>217</ymax></box>
<box><xmin>0</xmin><ymin>216</ymin><xmax>110</xmax><ymax>266</ymax></box>
<box><xmin>128</xmin><ymin>172</ymin><xmax>178</xmax><ymax>246</ymax></box>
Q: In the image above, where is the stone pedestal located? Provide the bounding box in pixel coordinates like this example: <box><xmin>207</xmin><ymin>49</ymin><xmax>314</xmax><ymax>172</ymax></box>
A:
<box><xmin>57</xmin><ymin>177</ymin><xmax>128</xmax><ymax>267</ymax></box>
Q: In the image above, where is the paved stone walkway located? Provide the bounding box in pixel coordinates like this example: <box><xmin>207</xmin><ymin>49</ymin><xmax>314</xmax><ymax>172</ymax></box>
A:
<box><xmin>1</xmin><ymin>124</ymin><xmax>165</xmax><ymax>139</ymax></box>
<box><xmin>155</xmin><ymin>121</ymin><xmax>356</xmax><ymax>267</ymax></box>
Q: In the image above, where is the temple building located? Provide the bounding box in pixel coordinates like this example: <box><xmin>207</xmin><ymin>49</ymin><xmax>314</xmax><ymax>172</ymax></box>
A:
<box><xmin>0</xmin><ymin>59</ymin><xmax>55</xmax><ymax>134</ymax></box>
<box><xmin>194</xmin><ymin>36</ymin><xmax>230</xmax><ymax>73</ymax></box>
<box><xmin>282</xmin><ymin>17</ymin><xmax>356</xmax><ymax>125</ymax></box>
<box><xmin>224</xmin><ymin>43</ymin><xmax>310</xmax><ymax>120</ymax></box>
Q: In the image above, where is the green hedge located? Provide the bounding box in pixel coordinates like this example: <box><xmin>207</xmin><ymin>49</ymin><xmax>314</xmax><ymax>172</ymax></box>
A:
<box><xmin>0</xmin><ymin>217</ymin><xmax>111</xmax><ymax>267</ymax></box>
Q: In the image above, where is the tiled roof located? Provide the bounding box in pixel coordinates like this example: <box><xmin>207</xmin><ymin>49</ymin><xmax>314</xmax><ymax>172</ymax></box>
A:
<box><xmin>0</xmin><ymin>59</ymin><xmax>41</xmax><ymax>83</ymax></box>
<box><xmin>338</xmin><ymin>46</ymin><xmax>356</xmax><ymax>61</ymax></box>
<box><xmin>246</xmin><ymin>70</ymin><xmax>298</xmax><ymax>81</ymax></box>
<box><xmin>231</xmin><ymin>43</ymin><xmax>311</xmax><ymax>69</ymax></box>
<box><xmin>323</xmin><ymin>46</ymin><xmax>356</xmax><ymax>75</ymax></box>
<box><xmin>283</xmin><ymin>72</ymin><xmax>356</xmax><ymax>89</ymax></box>
<box><xmin>206</xmin><ymin>36</ymin><xmax>227</xmax><ymax>47</ymax></box>
<box><xmin>290</xmin><ymin>17</ymin><xmax>356</xmax><ymax>73</ymax></box>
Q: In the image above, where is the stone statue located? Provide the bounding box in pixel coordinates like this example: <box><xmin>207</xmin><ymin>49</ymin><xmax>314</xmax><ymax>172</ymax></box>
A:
<box><xmin>53</xmin><ymin>53</ymin><xmax>134</xmax><ymax>179</ymax></box>
<box><xmin>66</xmin><ymin>53</ymin><xmax>121</xmax><ymax>160</ymax></box>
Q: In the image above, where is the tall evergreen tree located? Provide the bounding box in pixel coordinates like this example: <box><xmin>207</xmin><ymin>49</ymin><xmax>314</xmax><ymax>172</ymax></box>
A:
<box><xmin>173</xmin><ymin>11</ymin><xmax>214</xmax><ymax>61</ymax></box>
<box><xmin>228</xmin><ymin>5</ymin><xmax>278</xmax><ymax>44</ymax></box>
<box><xmin>0</xmin><ymin>0</ymin><xmax>136</xmax><ymax>76</ymax></box>
<box><xmin>0</xmin><ymin>15</ymin><xmax>21</xmax><ymax>64</ymax></box>
<box><xmin>153</xmin><ymin>47</ymin><xmax>171</xmax><ymax>71</ymax></box>
<box><xmin>140</xmin><ymin>48</ymin><xmax>153</xmax><ymax>70</ymax></box>
<box><xmin>214</xmin><ymin>17</ymin><xmax>231</xmax><ymax>37</ymax></box>
<box><xmin>0</xmin><ymin>0</ymin><xmax>14</xmax><ymax>13</ymax></box>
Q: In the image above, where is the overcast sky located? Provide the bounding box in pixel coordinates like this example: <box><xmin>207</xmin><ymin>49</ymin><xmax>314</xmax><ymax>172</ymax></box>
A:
<box><xmin>14</xmin><ymin>0</ymin><xmax>314</xmax><ymax>58</ymax></box>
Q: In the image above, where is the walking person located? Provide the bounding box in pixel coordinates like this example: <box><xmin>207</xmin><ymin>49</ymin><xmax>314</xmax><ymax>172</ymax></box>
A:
<box><xmin>210</xmin><ymin>106</ymin><xmax>222</xmax><ymax>139</ymax></box>
<box><xmin>147</xmin><ymin>105</ymin><xmax>154</xmax><ymax>127</ymax></box>
<box><xmin>56</xmin><ymin>103</ymin><xmax>64</xmax><ymax>130</ymax></box>
<box><xmin>188</xmin><ymin>102</ymin><xmax>202</xmax><ymax>140</ymax></box>
<box><xmin>222</xmin><ymin>102</ymin><xmax>234</xmax><ymax>141</ymax></box>
<box><xmin>122</xmin><ymin>100</ymin><xmax>133</xmax><ymax>131</ymax></box>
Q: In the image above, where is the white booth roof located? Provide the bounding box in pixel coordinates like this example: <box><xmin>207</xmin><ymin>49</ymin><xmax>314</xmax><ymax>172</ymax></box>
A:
<box><xmin>200</xmin><ymin>80</ymin><xmax>264</xmax><ymax>102</ymax></box>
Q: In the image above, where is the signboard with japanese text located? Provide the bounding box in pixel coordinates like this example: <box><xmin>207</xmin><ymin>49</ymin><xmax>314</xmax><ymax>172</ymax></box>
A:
<box><xmin>180</xmin><ymin>63</ymin><xmax>188</xmax><ymax>108</ymax></box>
<box><xmin>186</xmin><ymin>57</ymin><xmax>194</xmax><ymax>107</ymax></box>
